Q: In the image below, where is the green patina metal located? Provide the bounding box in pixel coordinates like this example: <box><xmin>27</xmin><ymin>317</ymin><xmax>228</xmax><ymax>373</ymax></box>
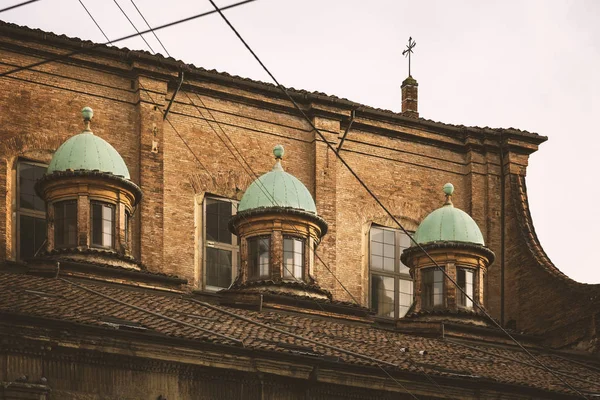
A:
<box><xmin>47</xmin><ymin>107</ymin><xmax>130</xmax><ymax>179</ymax></box>
<box><xmin>414</xmin><ymin>183</ymin><xmax>484</xmax><ymax>245</ymax></box>
<box><xmin>238</xmin><ymin>145</ymin><xmax>317</xmax><ymax>214</ymax></box>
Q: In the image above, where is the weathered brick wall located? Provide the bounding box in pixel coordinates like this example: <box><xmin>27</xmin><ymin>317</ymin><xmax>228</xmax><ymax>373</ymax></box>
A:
<box><xmin>6</xmin><ymin>24</ymin><xmax>597</xmax><ymax>339</ymax></box>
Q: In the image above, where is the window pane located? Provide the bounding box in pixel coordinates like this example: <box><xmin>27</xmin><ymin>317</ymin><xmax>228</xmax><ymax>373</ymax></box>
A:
<box><xmin>371</xmin><ymin>242</ymin><xmax>383</xmax><ymax>256</ymax></box>
<box><xmin>371</xmin><ymin>228</ymin><xmax>383</xmax><ymax>243</ymax></box>
<box><xmin>383</xmin><ymin>256</ymin><xmax>394</xmax><ymax>271</ymax></box>
<box><xmin>54</xmin><ymin>201</ymin><xmax>77</xmax><ymax>248</ymax></box>
<box><xmin>383</xmin><ymin>229</ymin><xmax>395</xmax><ymax>245</ymax></box>
<box><xmin>371</xmin><ymin>254</ymin><xmax>383</xmax><ymax>270</ymax></box>
<box><xmin>19</xmin><ymin>215</ymin><xmax>34</xmax><ymax>259</ymax></box>
<box><xmin>399</xmin><ymin>278</ymin><xmax>414</xmax><ymax>317</ymax></box>
<box><xmin>19</xmin><ymin>163</ymin><xmax>46</xmax><ymax>212</ymax></box>
<box><xmin>371</xmin><ymin>274</ymin><xmax>395</xmax><ymax>318</ymax></box>
<box><xmin>383</xmin><ymin>243</ymin><xmax>395</xmax><ymax>258</ymax></box>
<box><xmin>205</xmin><ymin>198</ymin><xmax>232</xmax><ymax>245</ymax></box>
<box><xmin>91</xmin><ymin>203</ymin><xmax>114</xmax><ymax>248</ymax></box>
<box><xmin>458</xmin><ymin>268</ymin><xmax>474</xmax><ymax>308</ymax></box>
<box><xmin>422</xmin><ymin>268</ymin><xmax>444</xmax><ymax>309</ymax></box>
<box><xmin>249</xmin><ymin>237</ymin><xmax>270</xmax><ymax>279</ymax></box>
<box><xmin>206</xmin><ymin>247</ymin><xmax>233</xmax><ymax>289</ymax></box>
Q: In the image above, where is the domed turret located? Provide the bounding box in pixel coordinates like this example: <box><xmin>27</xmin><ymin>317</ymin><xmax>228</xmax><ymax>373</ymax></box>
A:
<box><xmin>47</xmin><ymin>107</ymin><xmax>130</xmax><ymax>179</ymax></box>
<box><xmin>35</xmin><ymin>107</ymin><xmax>142</xmax><ymax>269</ymax></box>
<box><xmin>414</xmin><ymin>183</ymin><xmax>484</xmax><ymax>245</ymax></box>
<box><xmin>238</xmin><ymin>145</ymin><xmax>317</xmax><ymax>214</ymax></box>
<box><xmin>228</xmin><ymin>146</ymin><xmax>329</xmax><ymax>300</ymax></box>
<box><xmin>401</xmin><ymin>184</ymin><xmax>494</xmax><ymax>316</ymax></box>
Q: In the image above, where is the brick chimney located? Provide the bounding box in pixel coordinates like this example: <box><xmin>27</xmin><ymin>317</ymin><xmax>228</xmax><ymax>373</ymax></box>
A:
<box><xmin>401</xmin><ymin>76</ymin><xmax>419</xmax><ymax>118</ymax></box>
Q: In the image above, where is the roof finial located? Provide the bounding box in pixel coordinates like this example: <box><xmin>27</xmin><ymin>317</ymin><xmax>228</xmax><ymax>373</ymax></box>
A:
<box><xmin>443</xmin><ymin>183</ymin><xmax>454</xmax><ymax>206</ymax></box>
<box><xmin>272</xmin><ymin>145</ymin><xmax>284</xmax><ymax>171</ymax></box>
<box><xmin>82</xmin><ymin>106</ymin><xmax>94</xmax><ymax>133</ymax></box>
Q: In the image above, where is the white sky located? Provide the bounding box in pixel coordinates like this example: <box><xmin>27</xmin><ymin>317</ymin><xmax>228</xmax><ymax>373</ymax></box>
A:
<box><xmin>3</xmin><ymin>0</ymin><xmax>599</xmax><ymax>283</ymax></box>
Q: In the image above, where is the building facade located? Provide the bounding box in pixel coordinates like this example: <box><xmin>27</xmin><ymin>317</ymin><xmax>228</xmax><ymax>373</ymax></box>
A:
<box><xmin>1</xmin><ymin>20</ymin><xmax>599</xmax><ymax>399</ymax></box>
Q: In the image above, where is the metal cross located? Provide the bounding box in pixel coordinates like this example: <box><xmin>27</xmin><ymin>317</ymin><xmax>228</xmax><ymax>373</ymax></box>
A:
<box><xmin>402</xmin><ymin>37</ymin><xmax>416</xmax><ymax>76</ymax></box>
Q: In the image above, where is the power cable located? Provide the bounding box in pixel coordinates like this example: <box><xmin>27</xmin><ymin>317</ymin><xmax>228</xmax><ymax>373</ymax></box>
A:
<box><xmin>0</xmin><ymin>0</ymin><xmax>42</xmax><ymax>14</ymax></box>
<box><xmin>0</xmin><ymin>0</ymin><xmax>257</xmax><ymax>78</ymax></box>
<box><xmin>107</xmin><ymin>4</ymin><xmax>420</xmax><ymax>396</ymax></box>
<box><xmin>206</xmin><ymin>2</ymin><xmax>589</xmax><ymax>397</ymax></box>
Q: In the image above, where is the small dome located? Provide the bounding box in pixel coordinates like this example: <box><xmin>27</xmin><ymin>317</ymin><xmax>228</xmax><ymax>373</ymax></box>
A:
<box><xmin>238</xmin><ymin>145</ymin><xmax>317</xmax><ymax>214</ymax></box>
<box><xmin>414</xmin><ymin>184</ymin><xmax>484</xmax><ymax>245</ymax></box>
<box><xmin>47</xmin><ymin>107</ymin><xmax>130</xmax><ymax>179</ymax></box>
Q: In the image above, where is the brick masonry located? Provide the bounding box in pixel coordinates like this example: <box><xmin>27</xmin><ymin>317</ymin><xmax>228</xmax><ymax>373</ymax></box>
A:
<box><xmin>0</xmin><ymin>23</ymin><xmax>598</xmax><ymax>350</ymax></box>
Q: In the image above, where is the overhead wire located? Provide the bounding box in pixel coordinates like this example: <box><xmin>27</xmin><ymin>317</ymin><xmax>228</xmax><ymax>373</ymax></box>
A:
<box><xmin>0</xmin><ymin>0</ymin><xmax>257</xmax><ymax>78</ymax></box>
<box><xmin>84</xmin><ymin>3</ymin><xmax>420</xmax><ymax>397</ymax></box>
<box><xmin>0</xmin><ymin>0</ymin><xmax>42</xmax><ymax>14</ymax></box>
<box><xmin>206</xmin><ymin>2</ymin><xmax>589</xmax><ymax>398</ymax></box>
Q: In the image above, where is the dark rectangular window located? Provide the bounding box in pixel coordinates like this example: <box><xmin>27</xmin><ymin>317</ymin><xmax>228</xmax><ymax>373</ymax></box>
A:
<box><xmin>206</xmin><ymin>248</ymin><xmax>233</xmax><ymax>289</ymax></box>
<box><xmin>204</xmin><ymin>197</ymin><xmax>238</xmax><ymax>290</ymax></box>
<box><xmin>370</xmin><ymin>226</ymin><xmax>414</xmax><ymax>318</ymax></box>
<box><xmin>206</xmin><ymin>198</ymin><xmax>232</xmax><ymax>244</ymax></box>
<box><xmin>91</xmin><ymin>202</ymin><xmax>114</xmax><ymax>248</ymax></box>
<box><xmin>248</xmin><ymin>236</ymin><xmax>270</xmax><ymax>280</ymax></box>
<box><xmin>457</xmin><ymin>268</ymin><xmax>474</xmax><ymax>308</ymax></box>
<box><xmin>54</xmin><ymin>201</ymin><xmax>77</xmax><ymax>248</ymax></box>
<box><xmin>422</xmin><ymin>268</ymin><xmax>444</xmax><ymax>309</ymax></box>
<box><xmin>17</xmin><ymin>161</ymin><xmax>47</xmax><ymax>260</ymax></box>
<box><xmin>283</xmin><ymin>236</ymin><xmax>304</xmax><ymax>280</ymax></box>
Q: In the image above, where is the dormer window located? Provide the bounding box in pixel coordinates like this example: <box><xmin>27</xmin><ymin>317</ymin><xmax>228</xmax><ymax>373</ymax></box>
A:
<box><xmin>248</xmin><ymin>236</ymin><xmax>270</xmax><ymax>280</ymax></box>
<box><xmin>457</xmin><ymin>267</ymin><xmax>474</xmax><ymax>308</ymax></box>
<box><xmin>283</xmin><ymin>236</ymin><xmax>304</xmax><ymax>280</ymax></box>
<box><xmin>54</xmin><ymin>200</ymin><xmax>77</xmax><ymax>248</ymax></box>
<box><xmin>91</xmin><ymin>202</ymin><xmax>115</xmax><ymax>249</ymax></box>
<box><xmin>422</xmin><ymin>268</ymin><xmax>444</xmax><ymax>309</ymax></box>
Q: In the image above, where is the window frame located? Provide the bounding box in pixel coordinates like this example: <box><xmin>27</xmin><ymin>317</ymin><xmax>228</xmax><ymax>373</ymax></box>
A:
<box><xmin>421</xmin><ymin>267</ymin><xmax>445</xmax><ymax>309</ymax></box>
<box><xmin>457</xmin><ymin>266</ymin><xmax>475</xmax><ymax>309</ymax></box>
<box><xmin>369</xmin><ymin>225</ymin><xmax>414</xmax><ymax>319</ymax></box>
<box><xmin>203</xmin><ymin>196</ymin><xmax>239</xmax><ymax>292</ymax></box>
<box><xmin>90</xmin><ymin>201</ymin><xmax>116</xmax><ymax>249</ymax></box>
<box><xmin>16</xmin><ymin>160</ymin><xmax>47</xmax><ymax>260</ymax></box>
<box><xmin>247</xmin><ymin>235</ymin><xmax>271</xmax><ymax>281</ymax></box>
<box><xmin>54</xmin><ymin>200</ymin><xmax>78</xmax><ymax>249</ymax></box>
<box><xmin>282</xmin><ymin>235</ymin><xmax>305</xmax><ymax>281</ymax></box>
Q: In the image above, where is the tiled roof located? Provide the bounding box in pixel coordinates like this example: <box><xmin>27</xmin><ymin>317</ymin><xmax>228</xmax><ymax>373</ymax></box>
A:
<box><xmin>0</xmin><ymin>271</ymin><xmax>598</xmax><ymax>396</ymax></box>
<box><xmin>0</xmin><ymin>20</ymin><xmax>544</xmax><ymax>140</ymax></box>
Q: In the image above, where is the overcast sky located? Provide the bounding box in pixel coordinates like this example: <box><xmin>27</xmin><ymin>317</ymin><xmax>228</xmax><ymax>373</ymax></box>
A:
<box><xmin>4</xmin><ymin>0</ymin><xmax>599</xmax><ymax>283</ymax></box>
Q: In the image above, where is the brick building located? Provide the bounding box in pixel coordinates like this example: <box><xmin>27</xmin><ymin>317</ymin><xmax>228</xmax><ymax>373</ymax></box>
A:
<box><xmin>1</xmin><ymin>20</ymin><xmax>599</xmax><ymax>399</ymax></box>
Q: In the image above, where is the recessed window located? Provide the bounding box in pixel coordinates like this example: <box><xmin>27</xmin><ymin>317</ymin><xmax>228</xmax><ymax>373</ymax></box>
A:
<box><xmin>204</xmin><ymin>197</ymin><xmax>238</xmax><ymax>290</ymax></box>
<box><xmin>457</xmin><ymin>267</ymin><xmax>474</xmax><ymax>308</ymax></box>
<box><xmin>283</xmin><ymin>236</ymin><xmax>304</xmax><ymax>280</ymax></box>
<box><xmin>91</xmin><ymin>202</ymin><xmax>115</xmax><ymax>248</ymax></box>
<box><xmin>16</xmin><ymin>161</ymin><xmax>47</xmax><ymax>259</ymax></box>
<box><xmin>54</xmin><ymin>200</ymin><xmax>77</xmax><ymax>248</ymax></box>
<box><xmin>369</xmin><ymin>226</ymin><xmax>414</xmax><ymax>318</ymax></box>
<box><xmin>422</xmin><ymin>268</ymin><xmax>444</xmax><ymax>309</ymax></box>
<box><xmin>248</xmin><ymin>236</ymin><xmax>270</xmax><ymax>280</ymax></box>
<box><xmin>124</xmin><ymin>211</ymin><xmax>130</xmax><ymax>246</ymax></box>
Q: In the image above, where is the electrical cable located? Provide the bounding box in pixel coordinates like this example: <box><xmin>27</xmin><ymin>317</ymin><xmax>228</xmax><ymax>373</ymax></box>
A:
<box><xmin>0</xmin><ymin>0</ymin><xmax>257</xmax><ymax>78</ymax></box>
<box><xmin>0</xmin><ymin>0</ymin><xmax>42</xmax><ymax>14</ymax></box>
<box><xmin>206</xmin><ymin>2</ymin><xmax>589</xmax><ymax>397</ymax></box>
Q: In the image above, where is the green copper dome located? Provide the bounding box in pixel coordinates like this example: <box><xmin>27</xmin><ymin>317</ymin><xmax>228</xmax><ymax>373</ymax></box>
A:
<box><xmin>414</xmin><ymin>183</ymin><xmax>485</xmax><ymax>245</ymax></box>
<box><xmin>47</xmin><ymin>107</ymin><xmax>130</xmax><ymax>179</ymax></box>
<box><xmin>238</xmin><ymin>146</ymin><xmax>317</xmax><ymax>214</ymax></box>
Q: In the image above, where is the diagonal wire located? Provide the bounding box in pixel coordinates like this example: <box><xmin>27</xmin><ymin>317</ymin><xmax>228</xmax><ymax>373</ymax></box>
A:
<box><xmin>0</xmin><ymin>0</ymin><xmax>42</xmax><ymax>13</ymax></box>
<box><xmin>206</xmin><ymin>1</ymin><xmax>590</xmax><ymax>398</ymax></box>
<box><xmin>0</xmin><ymin>0</ymin><xmax>257</xmax><ymax>78</ymax></box>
